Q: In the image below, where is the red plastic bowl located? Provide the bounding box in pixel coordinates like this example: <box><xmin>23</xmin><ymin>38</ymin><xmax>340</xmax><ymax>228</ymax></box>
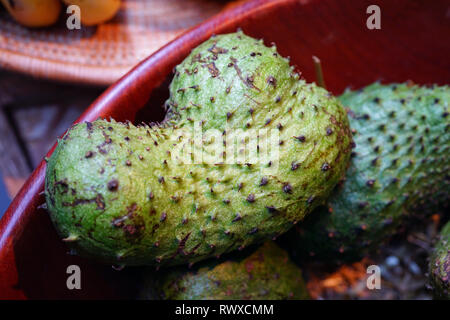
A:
<box><xmin>1</xmin><ymin>0</ymin><xmax>449</xmax><ymax>299</ymax></box>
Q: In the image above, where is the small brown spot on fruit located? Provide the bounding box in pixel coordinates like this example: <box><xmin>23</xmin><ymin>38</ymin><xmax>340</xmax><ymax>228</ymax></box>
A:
<box><xmin>321</xmin><ymin>163</ymin><xmax>330</xmax><ymax>171</ymax></box>
<box><xmin>294</xmin><ymin>135</ymin><xmax>306</xmax><ymax>142</ymax></box>
<box><xmin>107</xmin><ymin>179</ymin><xmax>119</xmax><ymax>191</ymax></box>
<box><xmin>283</xmin><ymin>183</ymin><xmax>292</xmax><ymax>194</ymax></box>
<box><xmin>267</xmin><ymin>76</ymin><xmax>277</xmax><ymax>87</ymax></box>
<box><xmin>366</xmin><ymin>179</ymin><xmax>375</xmax><ymax>187</ymax></box>
<box><xmin>260</xmin><ymin>177</ymin><xmax>268</xmax><ymax>186</ymax></box>
<box><xmin>246</xmin><ymin>194</ymin><xmax>255</xmax><ymax>203</ymax></box>
<box><xmin>232</xmin><ymin>214</ymin><xmax>242</xmax><ymax>222</ymax></box>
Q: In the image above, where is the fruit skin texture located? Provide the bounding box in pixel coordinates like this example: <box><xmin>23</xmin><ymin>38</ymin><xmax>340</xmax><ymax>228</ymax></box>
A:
<box><xmin>45</xmin><ymin>32</ymin><xmax>352</xmax><ymax>266</ymax></box>
<box><xmin>429</xmin><ymin>221</ymin><xmax>450</xmax><ymax>300</ymax></box>
<box><xmin>1</xmin><ymin>0</ymin><xmax>62</xmax><ymax>27</ymax></box>
<box><xmin>290</xmin><ymin>83</ymin><xmax>450</xmax><ymax>262</ymax></box>
<box><xmin>142</xmin><ymin>242</ymin><xmax>309</xmax><ymax>300</ymax></box>
<box><xmin>63</xmin><ymin>0</ymin><xmax>121</xmax><ymax>26</ymax></box>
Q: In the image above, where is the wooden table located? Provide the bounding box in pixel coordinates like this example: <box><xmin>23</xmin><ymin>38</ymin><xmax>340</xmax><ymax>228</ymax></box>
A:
<box><xmin>0</xmin><ymin>172</ymin><xmax>8</xmax><ymax>215</ymax></box>
<box><xmin>0</xmin><ymin>69</ymin><xmax>105</xmax><ymax>201</ymax></box>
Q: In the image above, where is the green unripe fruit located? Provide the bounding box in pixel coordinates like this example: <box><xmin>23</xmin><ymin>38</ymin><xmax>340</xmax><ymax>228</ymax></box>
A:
<box><xmin>290</xmin><ymin>83</ymin><xmax>449</xmax><ymax>262</ymax></box>
<box><xmin>45</xmin><ymin>32</ymin><xmax>352</xmax><ymax>266</ymax></box>
<box><xmin>429</xmin><ymin>221</ymin><xmax>450</xmax><ymax>300</ymax></box>
<box><xmin>141</xmin><ymin>242</ymin><xmax>309</xmax><ymax>300</ymax></box>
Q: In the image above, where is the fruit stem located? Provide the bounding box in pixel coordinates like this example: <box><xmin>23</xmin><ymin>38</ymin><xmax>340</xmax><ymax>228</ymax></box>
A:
<box><xmin>312</xmin><ymin>56</ymin><xmax>326</xmax><ymax>89</ymax></box>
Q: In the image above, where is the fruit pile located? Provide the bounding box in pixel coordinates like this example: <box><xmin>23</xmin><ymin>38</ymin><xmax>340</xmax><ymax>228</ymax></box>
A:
<box><xmin>44</xmin><ymin>32</ymin><xmax>449</xmax><ymax>300</ymax></box>
<box><xmin>1</xmin><ymin>0</ymin><xmax>121</xmax><ymax>27</ymax></box>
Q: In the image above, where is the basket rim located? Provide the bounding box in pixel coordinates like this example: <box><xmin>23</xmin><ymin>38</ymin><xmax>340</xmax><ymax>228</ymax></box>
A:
<box><xmin>0</xmin><ymin>47</ymin><xmax>129</xmax><ymax>85</ymax></box>
<box><xmin>0</xmin><ymin>0</ymin><xmax>233</xmax><ymax>86</ymax></box>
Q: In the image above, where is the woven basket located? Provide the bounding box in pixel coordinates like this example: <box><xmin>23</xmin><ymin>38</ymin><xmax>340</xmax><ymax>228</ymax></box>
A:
<box><xmin>0</xmin><ymin>0</ymin><xmax>234</xmax><ymax>85</ymax></box>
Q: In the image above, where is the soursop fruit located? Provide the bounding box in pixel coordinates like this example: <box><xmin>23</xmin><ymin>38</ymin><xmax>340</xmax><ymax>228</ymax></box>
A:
<box><xmin>429</xmin><ymin>221</ymin><xmax>450</xmax><ymax>300</ymax></box>
<box><xmin>45</xmin><ymin>31</ymin><xmax>352</xmax><ymax>266</ymax></box>
<box><xmin>141</xmin><ymin>241</ymin><xmax>309</xmax><ymax>300</ymax></box>
<box><xmin>289</xmin><ymin>83</ymin><xmax>449</xmax><ymax>262</ymax></box>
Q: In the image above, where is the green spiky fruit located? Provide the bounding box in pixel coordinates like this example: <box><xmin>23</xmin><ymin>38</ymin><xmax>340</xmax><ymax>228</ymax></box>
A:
<box><xmin>429</xmin><ymin>221</ymin><xmax>450</xmax><ymax>300</ymax></box>
<box><xmin>141</xmin><ymin>242</ymin><xmax>309</xmax><ymax>300</ymax></box>
<box><xmin>45</xmin><ymin>31</ymin><xmax>352</xmax><ymax>266</ymax></box>
<box><xmin>290</xmin><ymin>83</ymin><xmax>450</xmax><ymax>262</ymax></box>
